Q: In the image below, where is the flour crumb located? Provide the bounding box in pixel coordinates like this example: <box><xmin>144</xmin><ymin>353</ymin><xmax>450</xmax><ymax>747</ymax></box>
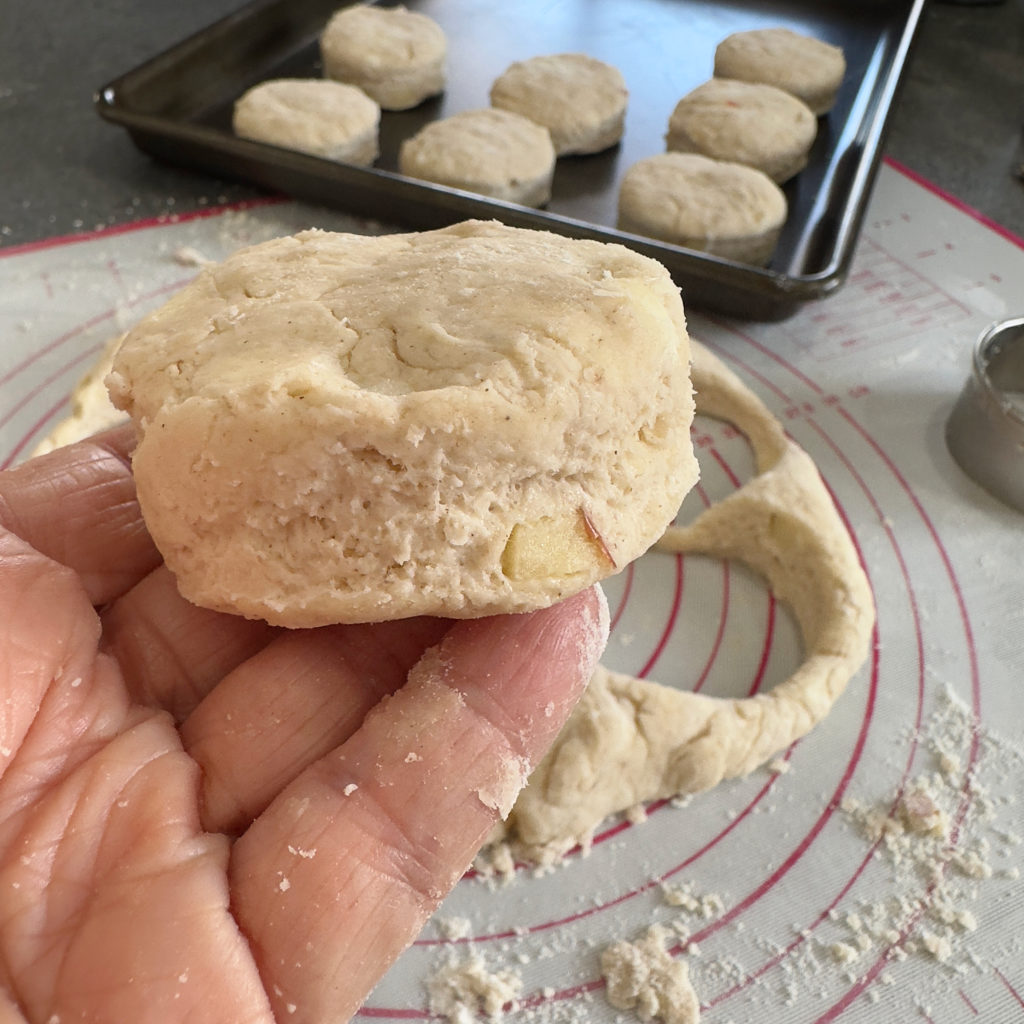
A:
<box><xmin>626</xmin><ymin>803</ymin><xmax>649</xmax><ymax>825</ymax></box>
<box><xmin>343</xmin><ymin>783</ymin><xmax>359</xmax><ymax>796</ymax></box>
<box><xmin>766</xmin><ymin>758</ymin><xmax>790</xmax><ymax>775</ymax></box>
<box><xmin>828</xmin><ymin>941</ymin><xmax>860</xmax><ymax>965</ymax></box>
<box><xmin>600</xmin><ymin>925</ymin><xmax>700</xmax><ymax>1024</ymax></box>
<box><xmin>897</xmin><ymin>786</ymin><xmax>948</xmax><ymax>837</ymax></box>
<box><xmin>660</xmin><ymin>881</ymin><xmax>725</xmax><ymax>920</ymax></box>
<box><xmin>920</xmin><ymin>929</ymin><xmax>953</xmax><ymax>962</ymax></box>
<box><xmin>473</xmin><ymin>841</ymin><xmax>517</xmax><ymax>887</ymax></box>
<box><xmin>426</xmin><ymin>952</ymin><xmax>522</xmax><ymax>1023</ymax></box>
<box><xmin>436</xmin><ymin>916</ymin><xmax>473</xmax><ymax>941</ymax></box>
<box><xmin>172</xmin><ymin>245</ymin><xmax>213</xmax><ymax>267</ymax></box>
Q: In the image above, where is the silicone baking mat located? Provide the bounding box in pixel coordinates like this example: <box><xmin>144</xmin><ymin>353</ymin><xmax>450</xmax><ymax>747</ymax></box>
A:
<box><xmin>2</xmin><ymin>161</ymin><xmax>1022</xmax><ymax>1022</ymax></box>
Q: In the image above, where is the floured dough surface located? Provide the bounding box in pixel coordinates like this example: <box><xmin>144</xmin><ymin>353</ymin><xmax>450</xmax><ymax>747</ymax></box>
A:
<box><xmin>618</xmin><ymin>153</ymin><xmax>787</xmax><ymax>266</ymax></box>
<box><xmin>714</xmin><ymin>27</ymin><xmax>846</xmax><ymax>116</ymax></box>
<box><xmin>489</xmin><ymin>53</ymin><xmax>628</xmax><ymax>156</ymax></box>
<box><xmin>666</xmin><ymin>78</ymin><xmax>817</xmax><ymax>184</ymax></box>
<box><xmin>107</xmin><ymin>220</ymin><xmax>699</xmax><ymax>627</ymax></box>
<box><xmin>319</xmin><ymin>4</ymin><xmax>447</xmax><ymax>110</ymax></box>
<box><xmin>399</xmin><ymin>108</ymin><xmax>556</xmax><ymax>207</ymax></box>
<box><xmin>495</xmin><ymin>340</ymin><xmax>875</xmax><ymax>863</ymax></box>
<box><xmin>232</xmin><ymin>78</ymin><xmax>381</xmax><ymax>165</ymax></box>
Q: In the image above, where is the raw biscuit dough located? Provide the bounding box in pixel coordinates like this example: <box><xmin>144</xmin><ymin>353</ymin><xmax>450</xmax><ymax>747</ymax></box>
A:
<box><xmin>495</xmin><ymin>340</ymin><xmax>875</xmax><ymax>863</ymax></box>
<box><xmin>489</xmin><ymin>53</ymin><xmax>628</xmax><ymax>156</ymax></box>
<box><xmin>714</xmin><ymin>27</ymin><xmax>846</xmax><ymax>117</ymax></box>
<box><xmin>398</xmin><ymin>108</ymin><xmax>556</xmax><ymax>207</ymax></box>
<box><xmin>232</xmin><ymin>78</ymin><xmax>381</xmax><ymax>165</ymax></box>
<box><xmin>617</xmin><ymin>152</ymin><xmax>787</xmax><ymax>266</ymax></box>
<box><xmin>666</xmin><ymin>78</ymin><xmax>817</xmax><ymax>184</ymax></box>
<box><xmin>107</xmin><ymin>220</ymin><xmax>699</xmax><ymax>627</ymax></box>
<box><xmin>319</xmin><ymin>4</ymin><xmax>447</xmax><ymax>110</ymax></box>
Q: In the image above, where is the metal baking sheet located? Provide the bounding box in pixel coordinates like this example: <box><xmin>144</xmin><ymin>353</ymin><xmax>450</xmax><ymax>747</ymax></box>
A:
<box><xmin>95</xmin><ymin>0</ymin><xmax>928</xmax><ymax>321</ymax></box>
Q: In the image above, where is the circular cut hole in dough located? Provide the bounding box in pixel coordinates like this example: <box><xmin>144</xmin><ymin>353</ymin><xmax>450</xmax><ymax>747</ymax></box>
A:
<box><xmin>491</xmin><ymin>341</ymin><xmax>875</xmax><ymax>865</ymax></box>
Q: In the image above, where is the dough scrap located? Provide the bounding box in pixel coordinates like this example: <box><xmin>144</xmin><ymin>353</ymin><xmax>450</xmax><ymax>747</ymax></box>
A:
<box><xmin>601</xmin><ymin>926</ymin><xmax>700</xmax><ymax>1024</ymax></box>
<box><xmin>497</xmin><ymin>341</ymin><xmax>875</xmax><ymax>863</ymax></box>
<box><xmin>107</xmin><ymin>220</ymin><xmax>698</xmax><ymax>627</ymax></box>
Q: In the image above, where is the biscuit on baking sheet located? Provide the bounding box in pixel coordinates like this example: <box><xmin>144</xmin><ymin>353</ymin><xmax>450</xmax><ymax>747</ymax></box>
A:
<box><xmin>489</xmin><ymin>53</ymin><xmax>628</xmax><ymax>156</ymax></box>
<box><xmin>107</xmin><ymin>221</ymin><xmax>699</xmax><ymax>627</ymax></box>
<box><xmin>714</xmin><ymin>27</ymin><xmax>846</xmax><ymax>116</ymax></box>
<box><xmin>617</xmin><ymin>152</ymin><xmax>787</xmax><ymax>266</ymax></box>
<box><xmin>232</xmin><ymin>79</ymin><xmax>380</xmax><ymax>165</ymax></box>
<box><xmin>399</xmin><ymin>108</ymin><xmax>556</xmax><ymax>207</ymax></box>
<box><xmin>666</xmin><ymin>78</ymin><xmax>817</xmax><ymax>184</ymax></box>
<box><xmin>320</xmin><ymin>4</ymin><xmax>446</xmax><ymax>110</ymax></box>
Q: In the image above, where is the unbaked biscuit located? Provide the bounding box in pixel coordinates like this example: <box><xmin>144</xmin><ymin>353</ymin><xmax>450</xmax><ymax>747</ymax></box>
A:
<box><xmin>320</xmin><ymin>4</ymin><xmax>446</xmax><ymax>111</ymax></box>
<box><xmin>714</xmin><ymin>27</ymin><xmax>846</xmax><ymax>116</ymax></box>
<box><xmin>666</xmin><ymin>78</ymin><xmax>817</xmax><ymax>184</ymax></box>
<box><xmin>399</xmin><ymin>108</ymin><xmax>556</xmax><ymax>207</ymax></box>
<box><xmin>232</xmin><ymin>78</ymin><xmax>380</xmax><ymax>165</ymax></box>
<box><xmin>107</xmin><ymin>221</ymin><xmax>699</xmax><ymax>627</ymax></box>
<box><xmin>489</xmin><ymin>53</ymin><xmax>628</xmax><ymax>156</ymax></box>
<box><xmin>617</xmin><ymin>152</ymin><xmax>787</xmax><ymax>265</ymax></box>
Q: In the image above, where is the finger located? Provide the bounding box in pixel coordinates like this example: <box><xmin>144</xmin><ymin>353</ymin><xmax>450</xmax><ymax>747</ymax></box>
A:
<box><xmin>181</xmin><ymin>616</ymin><xmax>452</xmax><ymax>835</ymax></box>
<box><xmin>0</xmin><ymin>529</ymin><xmax>271</xmax><ymax>1024</ymax></box>
<box><xmin>100</xmin><ymin>565</ymin><xmax>279</xmax><ymax>722</ymax></box>
<box><xmin>229</xmin><ymin>585</ymin><xmax>609</xmax><ymax>1024</ymax></box>
<box><xmin>0</xmin><ymin>424</ymin><xmax>160</xmax><ymax>606</ymax></box>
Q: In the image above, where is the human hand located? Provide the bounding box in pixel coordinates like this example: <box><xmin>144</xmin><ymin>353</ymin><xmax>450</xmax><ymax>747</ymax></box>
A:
<box><xmin>0</xmin><ymin>425</ymin><xmax>607</xmax><ymax>1024</ymax></box>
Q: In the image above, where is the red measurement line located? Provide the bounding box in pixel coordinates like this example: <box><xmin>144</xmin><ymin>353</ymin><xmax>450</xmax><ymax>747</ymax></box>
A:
<box><xmin>959</xmin><ymin>989</ymin><xmax>980</xmax><ymax>1015</ymax></box>
<box><xmin>638</xmin><ymin>552</ymin><xmax>684</xmax><ymax>679</ymax></box>
<box><xmin>0</xmin><ymin>196</ymin><xmax>285</xmax><ymax>259</ymax></box>
<box><xmin>995</xmin><ymin>967</ymin><xmax>1024</xmax><ymax>1009</ymax></box>
<box><xmin>691</xmin><ymin>558</ymin><xmax>728</xmax><ymax>695</ymax></box>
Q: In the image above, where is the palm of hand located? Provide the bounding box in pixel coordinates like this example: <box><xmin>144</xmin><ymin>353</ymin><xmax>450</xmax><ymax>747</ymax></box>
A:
<box><xmin>0</xmin><ymin>428</ymin><xmax>604</xmax><ymax>1024</ymax></box>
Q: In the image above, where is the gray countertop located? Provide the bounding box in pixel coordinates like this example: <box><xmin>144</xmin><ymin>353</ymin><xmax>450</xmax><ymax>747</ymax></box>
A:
<box><xmin>2</xmin><ymin>0</ymin><xmax>1022</xmax><ymax>248</ymax></box>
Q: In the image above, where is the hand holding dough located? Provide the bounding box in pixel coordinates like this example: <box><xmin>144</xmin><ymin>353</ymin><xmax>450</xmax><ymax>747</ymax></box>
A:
<box><xmin>107</xmin><ymin>221</ymin><xmax>698</xmax><ymax>627</ymax></box>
